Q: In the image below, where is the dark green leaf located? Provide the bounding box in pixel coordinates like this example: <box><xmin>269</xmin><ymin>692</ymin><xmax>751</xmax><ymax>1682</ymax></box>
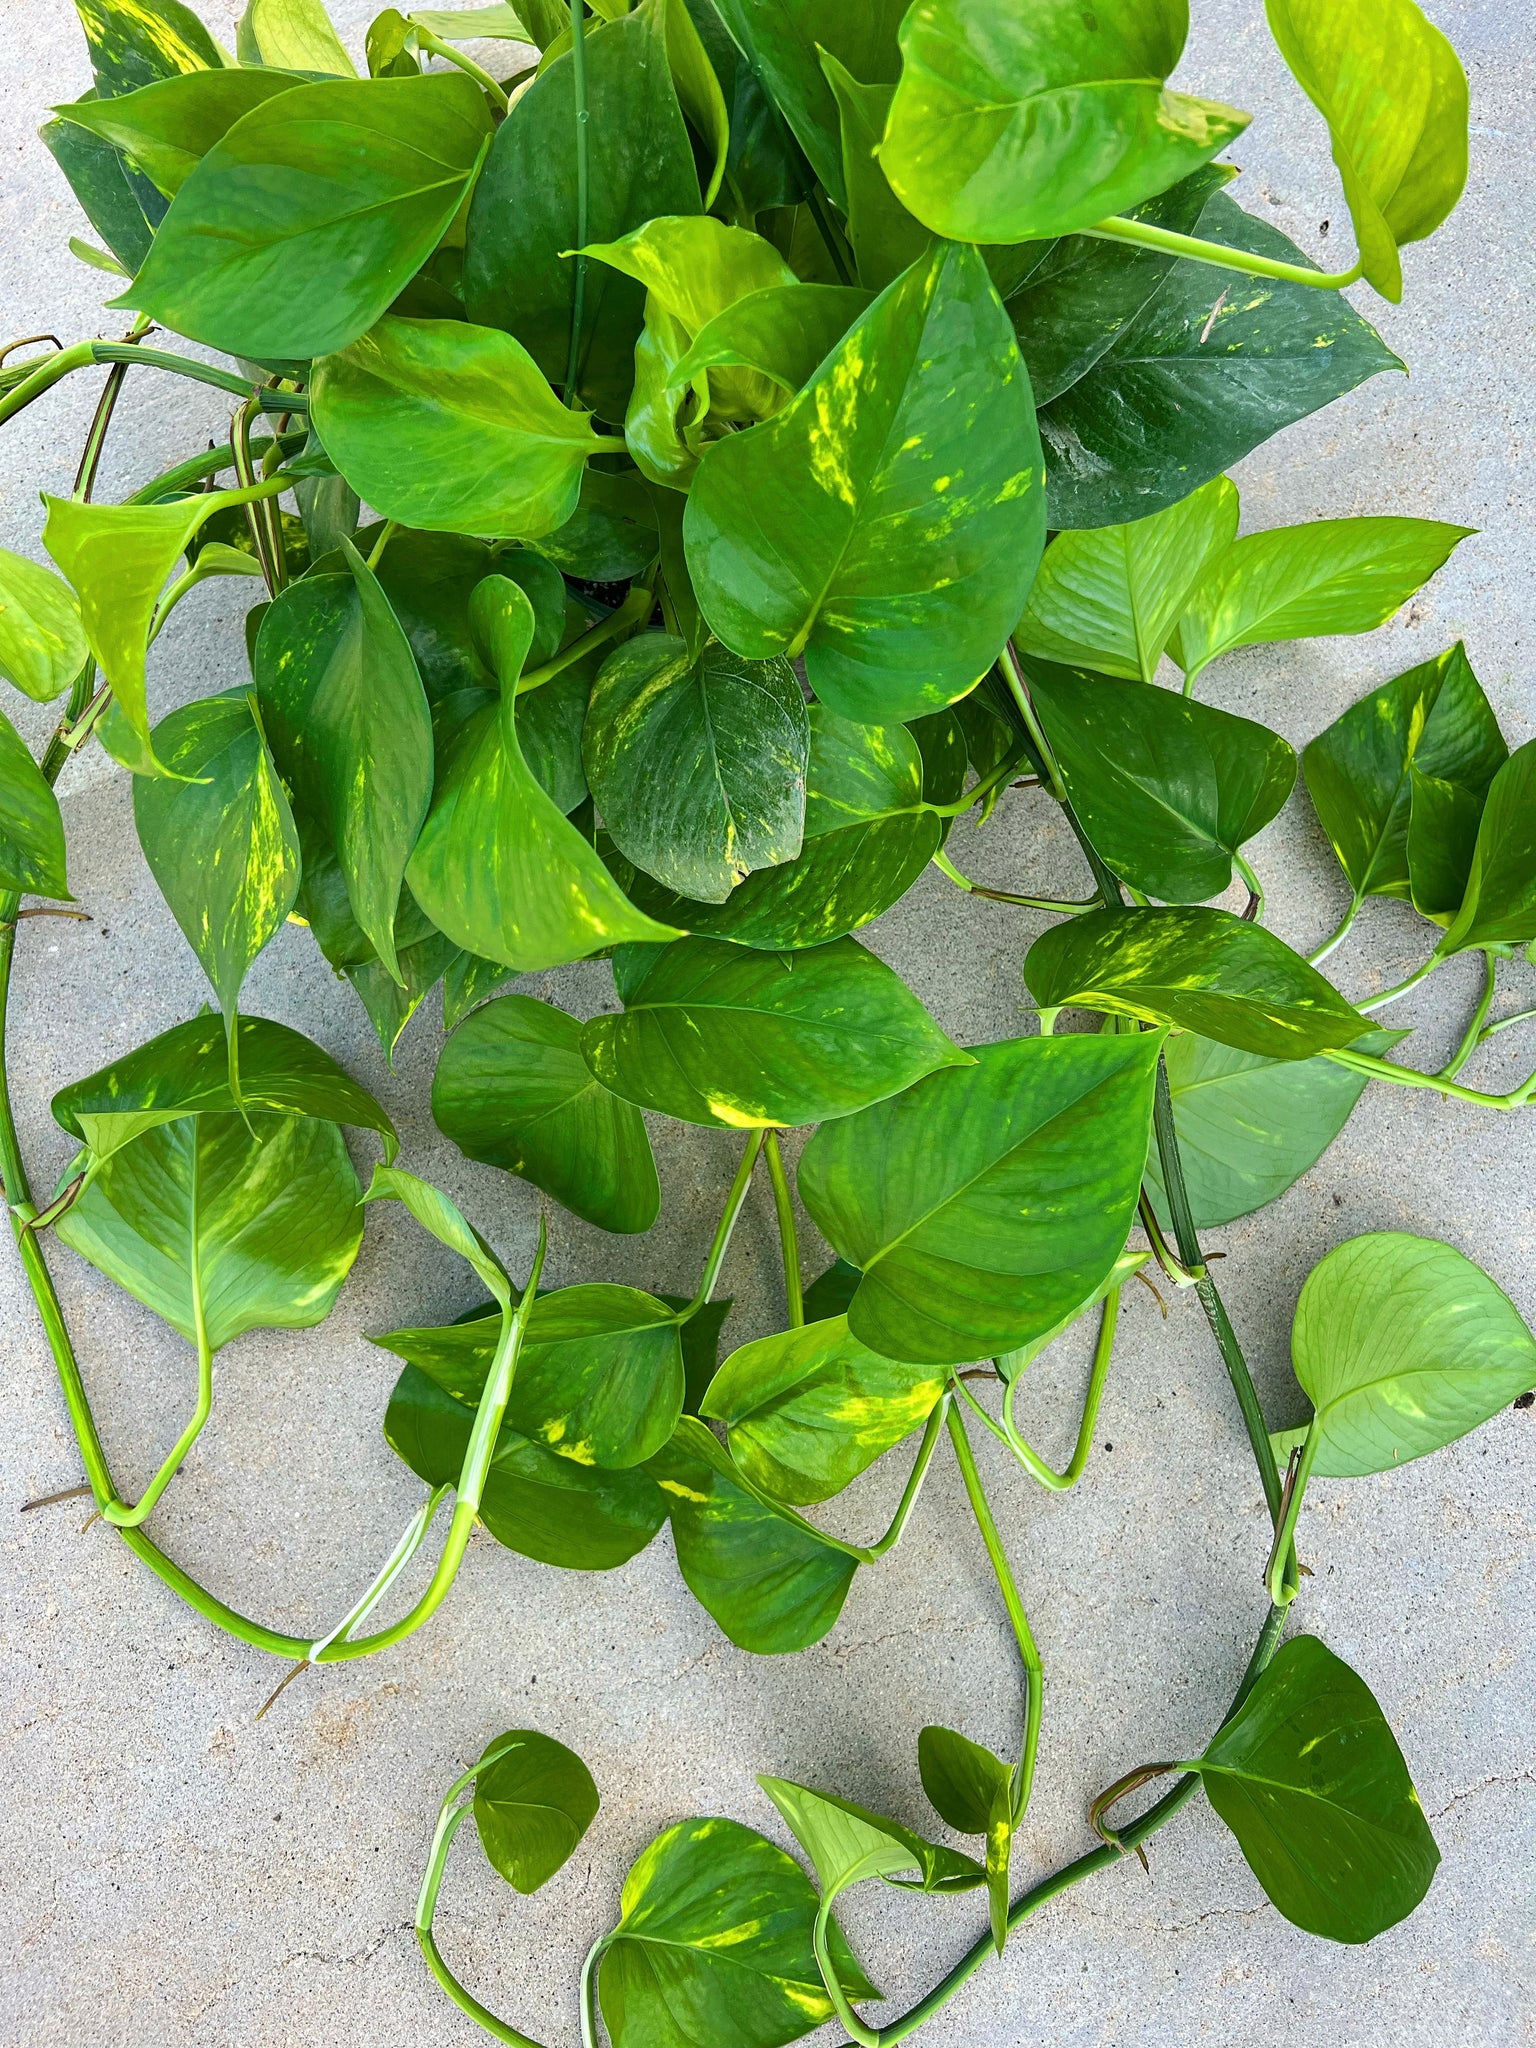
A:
<box><xmin>133</xmin><ymin>689</ymin><xmax>300</xmax><ymax>1031</ymax></box>
<box><xmin>41</xmin><ymin>104</ymin><xmax>163</xmax><ymax>275</ymax></box>
<box><xmin>119</xmin><ymin>76</ymin><xmax>492</xmax><ymax>360</ymax></box>
<box><xmin>53</xmin><ymin>68</ymin><xmax>301</xmax><ymax>197</ymax></box>
<box><xmin>670</xmin><ymin>1294</ymin><xmax>734</xmax><ymax>1414</ymax></box>
<box><xmin>1027</xmin><ymin>660</ymin><xmax>1296</xmax><ymax>902</ymax></box>
<box><xmin>74</xmin><ymin>0</ymin><xmax>222</xmax><ymax>96</ymax></box>
<box><xmin>1041</xmin><ymin>191</ymin><xmax>1404</xmax><ymax>529</ymax></box>
<box><xmin>670</xmin><ymin>282</ymin><xmax>873</xmax><ymax>400</ymax></box>
<box><xmin>759</xmin><ymin>1776</ymin><xmax>982</xmax><ymax>1896</ymax></box>
<box><xmin>533</xmin><ymin>467</ymin><xmax>659</xmax><ymax>582</ymax></box>
<box><xmin>0</xmin><ymin>704</ymin><xmax>70</xmax><ymax>900</ymax></box>
<box><xmin>348</xmin><ymin>925</ymin><xmax>461</xmax><ymax>1062</ymax></box>
<box><xmin>1289</xmin><ymin>1232</ymin><xmax>1536</xmax><ymax>1476</ymax></box>
<box><xmin>801</xmin><ymin>1256</ymin><xmax>860</xmax><ymax>1325</ymax></box>
<box><xmin>1025</xmin><ymin>908</ymin><xmax>1369</xmax><ymax>1058</ymax></box>
<box><xmin>433</xmin><ymin>994</ymin><xmax>660</xmax><ymax>1234</ymax></box>
<box><xmin>463</xmin><ymin>0</ymin><xmax>701</xmax><ymax>419</ymax></box>
<box><xmin>1194</xmin><ymin>1635</ymin><xmax>1439</xmax><ymax>1942</ymax></box>
<box><xmin>1436</xmin><ymin>741</ymin><xmax>1536</xmax><ymax>953</ymax></box>
<box><xmin>684</xmin><ymin>0</ymin><xmax>809</xmax><ymax>217</ymax></box>
<box><xmin>646</xmin><ymin>1417</ymin><xmax>858</xmax><ymax>1653</ymax></box>
<box><xmin>799</xmin><ymin>1032</ymin><xmax>1160</xmax><ymax>1366</ymax></box>
<box><xmin>584</xmin><ymin>634</ymin><xmax>808</xmax><ymax>902</ymax></box>
<box><xmin>581</xmin><ymin>934</ymin><xmax>967</xmax><ymax>1130</ymax></box>
<box><xmin>257</xmin><ymin>536</ymin><xmax>434</xmax><ymax>980</ymax></box>
<box><xmin>702</xmin><ymin>1315</ymin><xmax>944</xmax><ymax>1505</ymax></box>
<box><xmin>517</xmin><ymin>664</ymin><xmax>592</xmax><ymax>814</ymax></box>
<box><xmin>821</xmin><ymin>55</ymin><xmax>929</xmax><ymax>294</ymax></box>
<box><xmin>685</xmin><ymin>241</ymin><xmax>1045</xmax><ymax>725</ymax></box>
<box><xmin>473</xmin><ymin>1730</ymin><xmax>599</xmax><ymax>1896</ymax></box>
<box><xmin>598</xmin><ymin>1814</ymin><xmax>877</xmax><ymax>2048</ymax></box>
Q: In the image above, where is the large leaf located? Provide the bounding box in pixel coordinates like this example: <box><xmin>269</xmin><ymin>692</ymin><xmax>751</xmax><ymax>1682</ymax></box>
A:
<box><xmin>1025</xmin><ymin>908</ymin><xmax>1369</xmax><ymax>1059</ymax></box>
<box><xmin>433</xmin><ymin>994</ymin><xmax>660</xmax><ymax>1234</ymax></box>
<box><xmin>598</xmin><ymin>1814</ymin><xmax>877</xmax><ymax>2048</ymax></box>
<box><xmin>473</xmin><ymin>1731</ymin><xmax>599</xmax><ymax>1896</ymax></box>
<box><xmin>405</xmin><ymin>578</ymin><xmax>678</xmax><ymax>969</ymax></box>
<box><xmin>1289</xmin><ymin>1233</ymin><xmax>1536</xmax><ymax>1477</ymax></box>
<box><xmin>117</xmin><ymin>76</ymin><xmax>492</xmax><ymax>359</ymax></box>
<box><xmin>238</xmin><ymin>0</ymin><xmax>357</xmax><ymax>74</ymax></box>
<box><xmin>256</xmin><ymin>537</ymin><xmax>434</xmax><ymax>981</ymax></box>
<box><xmin>1194</xmin><ymin>1635</ymin><xmax>1439</xmax><ymax>1942</ymax></box>
<box><xmin>74</xmin><ymin>0</ymin><xmax>221</xmax><ymax>95</ymax></box>
<box><xmin>56</xmin><ymin>1111</ymin><xmax>362</xmax><ymax>1352</ymax></box>
<box><xmin>759</xmin><ymin>1776</ymin><xmax>981</xmax><ymax>1898</ymax></box>
<box><xmin>684</xmin><ymin>240</ymin><xmax>1045</xmax><ymax>724</ymax></box>
<box><xmin>385</xmin><ymin>1363</ymin><xmax>666</xmax><ymax>1568</ymax></box>
<box><xmin>0</xmin><ymin>706</ymin><xmax>70</xmax><ymax>901</ymax></box>
<box><xmin>310</xmin><ymin>317</ymin><xmax>621</xmax><ymax>540</ymax></box>
<box><xmin>619</xmin><ymin>708</ymin><xmax>943</xmax><ymax>950</ymax></box>
<box><xmin>1265</xmin><ymin>0</ymin><xmax>1468</xmax><ymax>302</ymax></box>
<box><xmin>881</xmin><ymin>0</ymin><xmax>1248</xmax><ymax>243</ymax></box>
<box><xmin>580</xmin><ymin>935</ymin><xmax>967</xmax><ymax>1130</ymax></box>
<box><xmin>1435</xmin><ymin>742</ymin><xmax>1536</xmax><ymax>954</ymax></box>
<box><xmin>1016</xmin><ymin>477</ymin><xmax>1238</xmax><ymax>681</ymax></box>
<box><xmin>799</xmin><ymin>1033</ymin><xmax>1161</xmax><ymax>1366</ymax></box>
<box><xmin>647</xmin><ymin>1418</ymin><xmax>859</xmax><ymax>1653</ymax></box>
<box><xmin>1175</xmin><ymin>517</ymin><xmax>1472</xmax><ymax>686</ymax></box>
<box><xmin>1027</xmin><ymin>661</ymin><xmax>1295</xmax><ymax>902</ymax></box>
<box><xmin>701</xmin><ymin>1315</ymin><xmax>944</xmax><ymax>1505</ymax></box>
<box><xmin>1041</xmin><ymin>191</ymin><xmax>1404</xmax><ymax>529</ymax></box>
<box><xmin>1302</xmin><ymin>643</ymin><xmax>1507</xmax><ymax>912</ymax></box>
<box><xmin>584</xmin><ymin>633</ymin><xmax>808</xmax><ymax>902</ymax></box>
<box><xmin>462</xmin><ymin>0</ymin><xmax>701</xmax><ymax>419</ymax></box>
<box><xmin>0</xmin><ymin>546</ymin><xmax>88</xmax><ymax>704</ymax></box>
<box><xmin>53</xmin><ymin>69</ymin><xmax>302</xmax><ymax>198</ymax></box>
<box><xmin>132</xmin><ymin>690</ymin><xmax>300</xmax><ymax>1035</ymax></box>
<box><xmin>53</xmin><ymin>1012</ymin><xmax>396</xmax><ymax>1163</ymax></box>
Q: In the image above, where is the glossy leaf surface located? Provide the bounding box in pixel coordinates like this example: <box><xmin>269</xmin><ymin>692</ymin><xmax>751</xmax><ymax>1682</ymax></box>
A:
<box><xmin>799</xmin><ymin>1033</ymin><xmax>1161</xmax><ymax>1365</ymax></box>
<box><xmin>584</xmin><ymin>633</ymin><xmax>808</xmax><ymax>902</ymax></box>
<box><xmin>473</xmin><ymin>1731</ymin><xmax>599</xmax><ymax>1896</ymax></box>
<box><xmin>1025</xmin><ymin>907</ymin><xmax>1369</xmax><ymax>1058</ymax></box>
<box><xmin>75</xmin><ymin>0</ymin><xmax>221</xmax><ymax>95</ymax></box>
<box><xmin>684</xmin><ymin>241</ymin><xmax>1045</xmax><ymax>724</ymax></box>
<box><xmin>670</xmin><ymin>283</ymin><xmax>873</xmax><ymax>401</ymax></box>
<box><xmin>238</xmin><ymin>0</ymin><xmax>357</xmax><ymax>73</ymax></box>
<box><xmin>581</xmin><ymin>935</ymin><xmax>967</xmax><ymax>1131</ymax></box>
<box><xmin>822</xmin><ymin>56</ymin><xmax>929</xmax><ymax>295</ymax></box>
<box><xmin>916</xmin><ymin>1725</ymin><xmax>1014</xmax><ymax>1947</ymax></box>
<box><xmin>702</xmin><ymin>1315</ymin><xmax>945</xmax><ymax>1504</ymax></box>
<box><xmin>54</xmin><ymin>69</ymin><xmax>301</xmax><ymax>197</ymax></box>
<box><xmin>1437</xmin><ymin>742</ymin><xmax>1536</xmax><ymax>954</ymax></box>
<box><xmin>0</xmin><ymin>706</ymin><xmax>70</xmax><ymax>901</ymax></box>
<box><xmin>759</xmin><ymin>1776</ymin><xmax>981</xmax><ymax>1896</ymax></box>
<box><xmin>433</xmin><ymin>994</ymin><xmax>660</xmax><ymax>1234</ymax></box>
<box><xmin>41</xmin><ymin>106</ymin><xmax>163</xmax><ymax>275</ymax></box>
<box><xmin>0</xmin><ymin>545</ymin><xmax>89</xmax><ymax>704</ymax></box>
<box><xmin>118</xmin><ymin>76</ymin><xmax>493</xmax><ymax>359</ymax></box>
<box><xmin>1196</xmin><ymin>1635</ymin><xmax>1439</xmax><ymax>1942</ymax></box>
<box><xmin>1291</xmin><ymin>1232</ymin><xmax>1536</xmax><ymax>1477</ymax></box>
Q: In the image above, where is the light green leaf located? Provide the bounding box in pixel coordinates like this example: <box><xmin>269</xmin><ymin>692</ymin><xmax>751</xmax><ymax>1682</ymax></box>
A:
<box><xmin>580</xmin><ymin>934</ymin><xmax>969</xmax><ymax>1131</ymax></box>
<box><xmin>916</xmin><ymin>1725</ymin><xmax>1014</xmax><ymax>1949</ymax></box>
<box><xmin>132</xmin><ymin>689</ymin><xmax>300</xmax><ymax>1032</ymax></box>
<box><xmin>256</xmin><ymin>536</ymin><xmax>434</xmax><ymax>981</ymax></box>
<box><xmin>759</xmin><ymin>1776</ymin><xmax>981</xmax><ymax>1896</ymax></box>
<box><xmin>1290</xmin><ymin>1232</ymin><xmax>1536</xmax><ymax>1477</ymax></box>
<box><xmin>1265</xmin><ymin>0</ymin><xmax>1467</xmax><ymax>302</ymax></box>
<box><xmin>670</xmin><ymin>283</ymin><xmax>873</xmax><ymax>402</ymax></box>
<box><xmin>0</xmin><ymin>705</ymin><xmax>70</xmax><ymax>901</ymax></box>
<box><xmin>411</xmin><ymin>5</ymin><xmax>529</xmax><ymax>37</ymax></box>
<box><xmin>364</xmin><ymin>1161</ymin><xmax>510</xmax><ymax>1307</ymax></box>
<box><xmin>1017</xmin><ymin>476</ymin><xmax>1239</xmax><ymax>682</ymax></box>
<box><xmin>117</xmin><ymin>75</ymin><xmax>492</xmax><ymax>360</ymax></box>
<box><xmin>583</xmin><ymin>633</ymin><xmax>808</xmax><ymax>903</ymax></box>
<box><xmin>1025</xmin><ymin>907</ymin><xmax>1370</xmax><ymax>1059</ymax></box>
<box><xmin>1436</xmin><ymin>741</ymin><xmax>1536</xmax><ymax>954</ymax></box>
<box><xmin>311</xmin><ymin>316</ymin><xmax>619</xmax><ymax>540</ymax></box>
<box><xmin>799</xmin><ymin>1032</ymin><xmax>1162</xmax><ymax>1366</ymax></box>
<box><xmin>238</xmin><ymin>0</ymin><xmax>357</xmax><ymax>74</ymax></box>
<box><xmin>54</xmin><ymin>68</ymin><xmax>301</xmax><ymax>197</ymax></box>
<box><xmin>684</xmin><ymin>241</ymin><xmax>1045</xmax><ymax>725</ymax></box>
<box><xmin>74</xmin><ymin>0</ymin><xmax>221</xmax><ymax>96</ymax></box>
<box><xmin>1175</xmin><ymin>516</ymin><xmax>1472</xmax><ymax>685</ymax></box>
<box><xmin>881</xmin><ymin>0</ymin><xmax>1249</xmax><ymax>243</ymax></box>
<box><xmin>473</xmin><ymin>1731</ymin><xmax>599</xmax><ymax>1896</ymax></box>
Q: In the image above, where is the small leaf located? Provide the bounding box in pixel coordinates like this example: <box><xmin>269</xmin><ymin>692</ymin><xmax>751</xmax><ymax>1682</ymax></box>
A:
<box><xmin>1024</xmin><ymin>907</ymin><xmax>1369</xmax><ymax>1059</ymax></box>
<box><xmin>433</xmin><ymin>994</ymin><xmax>660</xmax><ymax>1235</ymax></box>
<box><xmin>237</xmin><ymin>0</ymin><xmax>358</xmax><ymax>75</ymax></box>
<box><xmin>670</xmin><ymin>282</ymin><xmax>873</xmax><ymax>401</ymax></box>
<box><xmin>0</xmin><ymin>543</ymin><xmax>89</xmax><ymax>702</ymax></box>
<box><xmin>365</xmin><ymin>1162</ymin><xmax>511</xmax><ymax>1307</ymax></box>
<box><xmin>916</xmin><ymin>1724</ymin><xmax>1013</xmax><ymax>1950</ymax></box>
<box><xmin>0</xmin><ymin>704</ymin><xmax>70</xmax><ymax>901</ymax></box>
<box><xmin>473</xmin><ymin>1730</ymin><xmax>599</xmax><ymax>1896</ymax></box>
<box><xmin>1436</xmin><ymin>741</ymin><xmax>1536</xmax><ymax>954</ymax></box>
<box><xmin>1193</xmin><ymin>1635</ymin><xmax>1439</xmax><ymax>1942</ymax></box>
<box><xmin>75</xmin><ymin>0</ymin><xmax>222</xmax><ymax>96</ymax></box>
<box><xmin>1290</xmin><ymin>1232</ymin><xmax>1536</xmax><ymax>1476</ymax></box>
<box><xmin>533</xmin><ymin>467</ymin><xmax>659</xmax><ymax>582</ymax></box>
<box><xmin>758</xmin><ymin>1776</ymin><xmax>981</xmax><ymax>1897</ymax></box>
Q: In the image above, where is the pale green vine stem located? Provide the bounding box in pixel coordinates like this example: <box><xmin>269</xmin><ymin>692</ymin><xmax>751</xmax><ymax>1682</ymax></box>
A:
<box><xmin>1308</xmin><ymin>892</ymin><xmax>1364</xmax><ymax>965</ymax></box>
<box><xmin>684</xmin><ymin>1129</ymin><xmax>763</xmax><ymax>1316</ymax></box>
<box><xmin>100</xmin><ymin>1326</ymin><xmax>212</xmax><ymax>1529</ymax></box>
<box><xmin>1000</xmin><ymin>1286</ymin><xmax>1121</xmax><ymax>1491</ymax></box>
<box><xmin>565</xmin><ymin>0</ymin><xmax>591</xmax><ymax>401</ymax></box>
<box><xmin>1083</xmin><ymin>213</ymin><xmax>1366</xmax><ymax>291</ymax></box>
<box><xmin>1322</xmin><ymin>1043</ymin><xmax>1536</xmax><ymax>1111</ymax></box>
<box><xmin>414</xmin><ymin>26</ymin><xmax>511</xmax><ymax>110</ymax></box>
<box><xmin>762</xmin><ymin>1131</ymin><xmax>803</xmax><ymax>1327</ymax></box>
<box><xmin>1436</xmin><ymin>951</ymin><xmax>1498</xmax><ymax>1081</ymax></box>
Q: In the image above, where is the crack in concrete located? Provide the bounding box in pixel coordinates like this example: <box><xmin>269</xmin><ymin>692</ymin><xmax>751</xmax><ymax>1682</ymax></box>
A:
<box><xmin>1429</xmin><ymin>1770</ymin><xmax>1536</xmax><ymax>1821</ymax></box>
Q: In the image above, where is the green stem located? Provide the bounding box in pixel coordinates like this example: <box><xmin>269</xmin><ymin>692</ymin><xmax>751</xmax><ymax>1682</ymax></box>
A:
<box><xmin>0</xmin><ymin>341</ymin><xmax>295</xmax><ymax>429</ymax></box>
<box><xmin>71</xmin><ymin>314</ymin><xmax>151</xmax><ymax>501</ymax></box>
<box><xmin>923</xmin><ymin>751</ymin><xmax>1025</xmax><ymax>819</ymax></box>
<box><xmin>931</xmin><ymin>848</ymin><xmax>1099</xmax><ymax>914</ymax></box>
<box><xmin>805</xmin><ymin>187</ymin><xmax>854</xmax><ymax>286</ymax></box>
<box><xmin>1264</xmin><ymin>1424</ymin><xmax>1318</xmax><ymax>1606</ymax></box>
<box><xmin>366</xmin><ymin>518</ymin><xmax>399</xmax><ymax>573</ymax></box>
<box><xmin>945</xmin><ymin>1405</ymin><xmax>1043</xmax><ymax>1820</ymax></box>
<box><xmin>414</xmin><ymin>25</ymin><xmax>511</xmax><ymax>108</ymax></box>
<box><xmin>1357</xmin><ymin>950</ymin><xmax>1444</xmax><ymax>1013</ymax></box>
<box><xmin>1232</xmin><ymin>849</ymin><xmax>1265</xmax><ymax>923</ymax></box>
<box><xmin>124</xmin><ymin>430</ymin><xmax>307</xmax><ymax>506</ymax></box>
<box><xmin>517</xmin><ymin>581</ymin><xmax>653</xmax><ymax>693</ymax></box>
<box><xmin>100</xmin><ymin>1328</ymin><xmax>212</xmax><ymax>1528</ymax></box>
<box><xmin>998</xmin><ymin>643</ymin><xmax>1065</xmax><ymax>800</ymax></box>
<box><xmin>1321</xmin><ymin>1043</ymin><xmax>1536</xmax><ymax>1111</ymax></box>
<box><xmin>1479</xmin><ymin>1003</ymin><xmax>1536</xmax><ymax>1045</ymax></box>
<box><xmin>1308</xmin><ymin>892</ymin><xmax>1364</xmax><ymax>966</ymax></box>
<box><xmin>565</xmin><ymin>0</ymin><xmax>590</xmax><ymax>401</ymax></box>
<box><xmin>1436</xmin><ymin>950</ymin><xmax>1497</xmax><ymax>1081</ymax></box>
<box><xmin>763</xmin><ymin>1131</ymin><xmax>803</xmax><ymax>1328</ymax></box>
<box><xmin>1082</xmin><ymin>214</ymin><xmax>1366</xmax><ymax>291</ymax></box>
<box><xmin>998</xmin><ymin>1286</ymin><xmax>1120</xmax><ymax>1491</ymax></box>
<box><xmin>816</xmin><ymin>1891</ymin><xmax>880</xmax><ymax>2047</ymax></box>
<box><xmin>233</xmin><ymin>396</ymin><xmax>285</xmax><ymax>595</ymax></box>
<box><xmin>684</xmin><ymin>1130</ymin><xmax>763</xmax><ymax>1315</ymax></box>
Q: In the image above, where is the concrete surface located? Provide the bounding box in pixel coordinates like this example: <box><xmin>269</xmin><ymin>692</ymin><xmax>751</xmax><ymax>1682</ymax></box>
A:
<box><xmin>1</xmin><ymin>3</ymin><xmax>1532</xmax><ymax>2044</ymax></box>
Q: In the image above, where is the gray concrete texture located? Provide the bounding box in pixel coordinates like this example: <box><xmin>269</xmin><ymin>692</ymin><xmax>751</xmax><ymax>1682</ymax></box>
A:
<box><xmin>1</xmin><ymin>2</ymin><xmax>1532</xmax><ymax>2043</ymax></box>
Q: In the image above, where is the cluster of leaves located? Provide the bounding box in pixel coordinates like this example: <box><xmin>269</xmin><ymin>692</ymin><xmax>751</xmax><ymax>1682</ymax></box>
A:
<box><xmin>1</xmin><ymin>1</ymin><xmax>1531</xmax><ymax>2044</ymax></box>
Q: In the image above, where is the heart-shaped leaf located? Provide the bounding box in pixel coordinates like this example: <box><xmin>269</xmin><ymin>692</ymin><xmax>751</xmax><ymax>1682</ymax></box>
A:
<box><xmin>581</xmin><ymin>935</ymin><xmax>968</xmax><ymax>1130</ymax></box>
<box><xmin>916</xmin><ymin>1725</ymin><xmax>1015</xmax><ymax>1949</ymax></box>
<box><xmin>1025</xmin><ymin>908</ymin><xmax>1369</xmax><ymax>1059</ymax></box>
<box><xmin>584</xmin><ymin>634</ymin><xmax>808</xmax><ymax>903</ymax></box>
<box><xmin>1027</xmin><ymin>661</ymin><xmax>1296</xmax><ymax>902</ymax></box>
<box><xmin>0</xmin><ymin>544</ymin><xmax>88</xmax><ymax>703</ymax></box>
<box><xmin>117</xmin><ymin>75</ymin><xmax>492</xmax><ymax>359</ymax></box>
<box><xmin>432</xmin><ymin>994</ymin><xmax>660</xmax><ymax>1235</ymax></box>
<box><xmin>238</xmin><ymin>0</ymin><xmax>357</xmax><ymax>74</ymax></box>
<box><xmin>684</xmin><ymin>240</ymin><xmax>1045</xmax><ymax>725</ymax></box>
<box><xmin>881</xmin><ymin>0</ymin><xmax>1249</xmax><ymax>243</ymax></box>
<box><xmin>472</xmin><ymin>1730</ymin><xmax>599</xmax><ymax>1896</ymax></box>
<box><xmin>1289</xmin><ymin>1233</ymin><xmax>1536</xmax><ymax>1477</ymax></box>
<box><xmin>1192</xmin><ymin>1634</ymin><xmax>1439</xmax><ymax>1942</ymax></box>
<box><xmin>799</xmin><ymin>1033</ymin><xmax>1162</xmax><ymax>1366</ymax></box>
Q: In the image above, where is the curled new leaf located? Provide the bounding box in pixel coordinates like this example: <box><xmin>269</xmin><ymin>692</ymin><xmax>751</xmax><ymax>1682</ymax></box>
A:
<box><xmin>0</xmin><ymin>705</ymin><xmax>70</xmax><ymax>901</ymax></box>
